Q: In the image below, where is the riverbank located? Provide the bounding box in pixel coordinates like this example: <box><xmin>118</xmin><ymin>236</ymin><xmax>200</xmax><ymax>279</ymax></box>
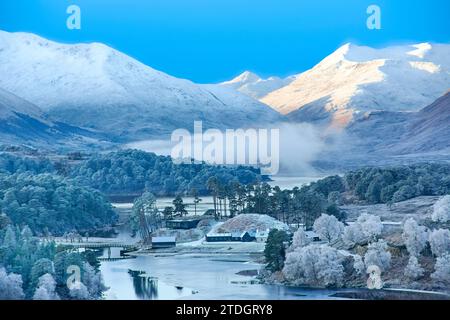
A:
<box><xmin>331</xmin><ymin>288</ymin><xmax>450</xmax><ymax>300</ymax></box>
<box><xmin>100</xmin><ymin>251</ymin><xmax>450</xmax><ymax>300</ymax></box>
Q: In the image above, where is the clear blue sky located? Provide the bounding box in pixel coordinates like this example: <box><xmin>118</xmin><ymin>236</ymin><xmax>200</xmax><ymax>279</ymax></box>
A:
<box><xmin>0</xmin><ymin>0</ymin><xmax>449</xmax><ymax>83</ymax></box>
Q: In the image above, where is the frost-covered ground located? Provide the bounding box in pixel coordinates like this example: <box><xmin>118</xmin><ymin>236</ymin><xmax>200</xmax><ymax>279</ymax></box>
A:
<box><xmin>270</xmin><ymin>195</ymin><xmax>450</xmax><ymax>296</ymax></box>
<box><xmin>341</xmin><ymin>196</ymin><xmax>440</xmax><ymax>224</ymax></box>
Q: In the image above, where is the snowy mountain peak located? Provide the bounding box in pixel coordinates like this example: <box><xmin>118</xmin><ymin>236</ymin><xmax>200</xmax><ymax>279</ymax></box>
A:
<box><xmin>259</xmin><ymin>42</ymin><xmax>450</xmax><ymax>127</ymax></box>
<box><xmin>407</xmin><ymin>42</ymin><xmax>432</xmax><ymax>58</ymax></box>
<box><xmin>220</xmin><ymin>71</ymin><xmax>295</xmax><ymax>100</ymax></box>
<box><xmin>222</xmin><ymin>71</ymin><xmax>261</xmax><ymax>86</ymax></box>
<box><xmin>316</xmin><ymin>43</ymin><xmax>353</xmax><ymax>67</ymax></box>
<box><xmin>0</xmin><ymin>30</ymin><xmax>281</xmax><ymax>140</ymax></box>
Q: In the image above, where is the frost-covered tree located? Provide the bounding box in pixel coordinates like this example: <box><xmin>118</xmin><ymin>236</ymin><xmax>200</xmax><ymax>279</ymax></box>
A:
<box><xmin>343</xmin><ymin>214</ymin><xmax>383</xmax><ymax>246</ymax></box>
<box><xmin>291</xmin><ymin>228</ymin><xmax>311</xmax><ymax>250</ymax></box>
<box><xmin>33</xmin><ymin>273</ymin><xmax>59</xmax><ymax>300</ymax></box>
<box><xmin>69</xmin><ymin>282</ymin><xmax>90</xmax><ymax>300</ymax></box>
<box><xmin>353</xmin><ymin>255</ymin><xmax>365</xmax><ymax>275</ymax></box>
<box><xmin>402</xmin><ymin>218</ymin><xmax>428</xmax><ymax>257</ymax></box>
<box><xmin>364</xmin><ymin>240</ymin><xmax>391</xmax><ymax>271</ymax></box>
<box><xmin>342</xmin><ymin>223</ymin><xmax>366</xmax><ymax>247</ymax></box>
<box><xmin>82</xmin><ymin>262</ymin><xmax>106</xmax><ymax>298</ymax></box>
<box><xmin>359</xmin><ymin>214</ymin><xmax>383</xmax><ymax>241</ymax></box>
<box><xmin>0</xmin><ymin>268</ymin><xmax>24</xmax><ymax>300</ymax></box>
<box><xmin>431</xmin><ymin>253</ymin><xmax>450</xmax><ymax>284</ymax></box>
<box><xmin>30</xmin><ymin>258</ymin><xmax>54</xmax><ymax>290</ymax></box>
<box><xmin>404</xmin><ymin>256</ymin><xmax>424</xmax><ymax>280</ymax></box>
<box><xmin>432</xmin><ymin>195</ymin><xmax>450</xmax><ymax>223</ymax></box>
<box><xmin>428</xmin><ymin>229</ymin><xmax>450</xmax><ymax>257</ymax></box>
<box><xmin>32</xmin><ymin>286</ymin><xmax>52</xmax><ymax>300</ymax></box>
<box><xmin>283</xmin><ymin>244</ymin><xmax>344</xmax><ymax>287</ymax></box>
<box><xmin>313</xmin><ymin>214</ymin><xmax>344</xmax><ymax>243</ymax></box>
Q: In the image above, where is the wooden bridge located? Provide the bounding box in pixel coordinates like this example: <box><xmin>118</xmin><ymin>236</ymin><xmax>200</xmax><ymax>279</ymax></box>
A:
<box><xmin>56</xmin><ymin>241</ymin><xmax>138</xmax><ymax>250</ymax></box>
<box><xmin>55</xmin><ymin>241</ymin><xmax>140</xmax><ymax>261</ymax></box>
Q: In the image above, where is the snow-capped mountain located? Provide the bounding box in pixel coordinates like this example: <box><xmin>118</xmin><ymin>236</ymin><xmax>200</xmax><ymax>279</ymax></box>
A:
<box><xmin>220</xmin><ymin>71</ymin><xmax>295</xmax><ymax>99</ymax></box>
<box><xmin>0</xmin><ymin>87</ymin><xmax>104</xmax><ymax>148</ymax></box>
<box><xmin>222</xmin><ymin>43</ymin><xmax>449</xmax><ymax>128</ymax></box>
<box><xmin>311</xmin><ymin>91</ymin><xmax>450</xmax><ymax>171</ymax></box>
<box><xmin>345</xmin><ymin>91</ymin><xmax>450</xmax><ymax>156</ymax></box>
<box><xmin>0</xmin><ymin>87</ymin><xmax>43</xmax><ymax>120</ymax></box>
<box><xmin>0</xmin><ymin>30</ymin><xmax>281</xmax><ymax>141</ymax></box>
<box><xmin>389</xmin><ymin>91</ymin><xmax>450</xmax><ymax>154</ymax></box>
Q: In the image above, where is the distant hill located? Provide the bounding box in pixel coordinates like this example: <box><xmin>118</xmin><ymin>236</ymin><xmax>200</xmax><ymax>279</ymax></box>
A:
<box><xmin>0</xmin><ymin>87</ymin><xmax>107</xmax><ymax>150</ymax></box>
<box><xmin>346</xmin><ymin>92</ymin><xmax>450</xmax><ymax>157</ymax></box>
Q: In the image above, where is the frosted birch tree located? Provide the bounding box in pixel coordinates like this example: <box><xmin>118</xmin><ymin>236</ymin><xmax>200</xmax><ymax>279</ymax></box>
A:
<box><xmin>431</xmin><ymin>253</ymin><xmax>450</xmax><ymax>284</ymax></box>
<box><xmin>33</xmin><ymin>273</ymin><xmax>59</xmax><ymax>300</ymax></box>
<box><xmin>402</xmin><ymin>218</ymin><xmax>428</xmax><ymax>257</ymax></box>
<box><xmin>353</xmin><ymin>255</ymin><xmax>365</xmax><ymax>275</ymax></box>
<box><xmin>69</xmin><ymin>282</ymin><xmax>90</xmax><ymax>299</ymax></box>
<box><xmin>359</xmin><ymin>214</ymin><xmax>383</xmax><ymax>242</ymax></box>
<box><xmin>428</xmin><ymin>229</ymin><xmax>450</xmax><ymax>257</ymax></box>
<box><xmin>364</xmin><ymin>240</ymin><xmax>391</xmax><ymax>271</ymax></box>
<box><xmin>82</xmin><ymin>262</ymin><xmax>106</xmax><ymax>297</ymax></box>
<box><xmin>313</xmin><ymin>214</ymin><xmax>344</xmax><ymax>243</ymax></box>
<box><xmin>283</xmin><ymin>244</ymin><xmax>344</xmax><ymax>287</ymax></box>
<box><xmin>0</xmin><ymin>268</ymin><xmax>24</xmax><ymax>300</ymax></box>
<box><xmin>404</xmin><ymin>256</ymin><xmax>424</xmax><ymax>280</ymax></box>
<box><xmin>343</xmin><ymin>214</ymin><xmax>383</xmax><ymax>246</ymax></box>
<box><xmin>432</xmin><ymin>195</ymin><xmax>450</xmax><ymax>223</ymax></box>
<box><xmin>291</xmin><ymin>228</ymin><xmax>311</xmax><ymax>250</ymax></box>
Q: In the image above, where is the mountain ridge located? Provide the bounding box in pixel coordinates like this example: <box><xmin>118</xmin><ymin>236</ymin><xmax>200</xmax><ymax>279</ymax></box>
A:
<box><xmin>219</xmin><ymin>71</ymin><xmax>295</xmax><ymax>100</ymax></box>
<box><xmin>0</xmin><ymin>87</ymin><xmax>107</xmax><ymax>149</ymax></box>
<box><xmin>0</xmin><ymin>30</ymin><xmax>282</xmax><ymax>141</ymax></box>
<box><xmin>221</xmin><ymin>42</ymin><xmax>450</xmax><ymax>128</ymax></box>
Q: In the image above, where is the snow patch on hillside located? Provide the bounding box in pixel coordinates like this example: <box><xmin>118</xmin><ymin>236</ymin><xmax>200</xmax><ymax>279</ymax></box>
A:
<box><xmin>220</xmin><ymin>71</ymin><xmax>295</xmax><ymax>99</ymax></box>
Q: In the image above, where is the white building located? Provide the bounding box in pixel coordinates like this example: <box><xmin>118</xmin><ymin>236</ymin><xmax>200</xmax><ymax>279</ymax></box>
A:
<box><xmin>304</xmin><ymin>231</ymin><xmax>321</xmax><ymax>242</ymax></box>
<box><xmin>254</xmin><ymin>229</ymin><xmax>270</xmax><ymax>243</ymax></box>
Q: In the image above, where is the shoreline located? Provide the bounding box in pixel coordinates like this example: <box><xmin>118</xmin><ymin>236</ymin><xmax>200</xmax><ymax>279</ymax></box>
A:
<box><xmin>121</xmin><ymin>250</ymin><xmax>450</xmax><ymax>300</ymax></box>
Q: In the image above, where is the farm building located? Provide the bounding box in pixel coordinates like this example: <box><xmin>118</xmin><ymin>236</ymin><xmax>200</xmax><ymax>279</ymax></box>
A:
<box><xmin>151</xmin><ymin>236</ymin><xmax>176</xmax><ymax>249</ymax></box>
<box><xmin>205</xmin><ymin>231</ymin><xmax>255</xmax><ymax>242</ymax></box>
<box><xmin>231</xmin><ymin>231</ymin><xmax>255</xmax><ymax>242</ymax></box>
<box><xmin>165</xmin><ymin>218</ymin><xmax>201</xmax><ymax>229</ymax></box>
<box><xmin>205</xmin><ymin>233</ymin><xmax>232</xmax><ymax>242</ymax></box>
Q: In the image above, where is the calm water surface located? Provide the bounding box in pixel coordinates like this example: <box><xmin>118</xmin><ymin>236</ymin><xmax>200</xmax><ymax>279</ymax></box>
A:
<box><xmin>100</xmin><ymin>253</ymin><xmax>343</xmax><ymax>300</ymax></box>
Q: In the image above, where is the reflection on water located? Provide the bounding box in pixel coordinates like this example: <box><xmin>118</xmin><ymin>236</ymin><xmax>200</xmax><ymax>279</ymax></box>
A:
<box><xmin>101</xmin><ymin>247</ymin><xmax>123</xmax><ymax>259</ymax></box>
<box><xmin>127</xmin><ymin>270</ymin><xmax>193</xmax><ymax>300</ymax></box>
<box><xmin>129</xmin><ymin>271</ymin><xmax>159</xmax><ymax>299</ymax></box>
